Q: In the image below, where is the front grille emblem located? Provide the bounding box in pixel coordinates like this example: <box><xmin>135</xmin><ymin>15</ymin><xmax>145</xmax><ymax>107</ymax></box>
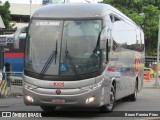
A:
<box><xmin>56</xmin><ymin>89</ymin><xmax>61</xmax><ymax>95</ymax></box>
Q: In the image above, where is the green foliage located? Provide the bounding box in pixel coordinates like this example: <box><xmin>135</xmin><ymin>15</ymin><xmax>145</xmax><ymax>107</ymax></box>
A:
<box><xmin>101</xmin><ymin>0</ymin><xmax>160</xmax><ymax>56</ymax></box>
<box><xmin>0</xmin><ymin>1</ymin><xmax>12</xmax><ymax>29</ymax></box>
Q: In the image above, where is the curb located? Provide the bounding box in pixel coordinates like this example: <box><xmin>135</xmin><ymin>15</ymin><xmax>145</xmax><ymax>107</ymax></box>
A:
<box><xmin>10</xmin><ymin>93</ymin><xmax>23</xmax><ymax>97</ymax></box>
<box><xmin>143</xmin><ymin>87</ymin><xmax>160</xmax><ymax>89</ymax></box>
<box><xmin>143</xmin><ymin>86</ymin><xmax>160</xmax><ymax>89</ymax></box>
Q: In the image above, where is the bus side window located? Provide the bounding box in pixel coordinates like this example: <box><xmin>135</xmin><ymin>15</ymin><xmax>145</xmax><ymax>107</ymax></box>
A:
<box><xmin>110</xmin><ymin>15</ymin><xmax>114</xmax><ymax>23</ymax></box>
<box><xmin>110</xmin><ymin>14</ymin><xmax>121</xmax><ymax>23</ymax></box>
<box><xmin>106</xmin><ymin>39</ymin><xmax>109</xmax><ymax>62</ymax></box>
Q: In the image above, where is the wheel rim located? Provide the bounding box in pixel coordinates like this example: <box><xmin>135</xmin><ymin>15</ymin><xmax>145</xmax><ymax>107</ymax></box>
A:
<box><xmin>135</xmin><ymin>89</ymin><xmax>137</xmax><ymax>98</ymax></box>
<box><xmin>108</xmin><ymin>87</ymin><xmax>115</xmax><ymax>109</ymax></box>
<box><xmin>135</xmin><ymin>83</ymin><xmax>138</xmax><ymax>98</ymax></box>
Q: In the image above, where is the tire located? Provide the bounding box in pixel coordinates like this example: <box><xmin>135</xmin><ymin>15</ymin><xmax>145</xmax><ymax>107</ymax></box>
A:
<box><xmin>40</xmin><ymin>106</ymin><xmax>57</xmax><ymax>112</ymax></box>
<box><xmin>99</xmin><ymin>85</ymin><xmax>115</xmax><ymax>113</ymax></box>
<box><xmin>129</xmin><ymin>81</ymin><xmax>138</xmax><ymax>101</ymax></box>
<box><xmin>122</xmin><ymin>96</ymin><xmax>130</xmax><ymax>101</ymax></box>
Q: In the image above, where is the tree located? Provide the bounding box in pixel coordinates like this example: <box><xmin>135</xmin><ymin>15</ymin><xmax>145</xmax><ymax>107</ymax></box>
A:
<box><xmin>0</xmin><ymin>1</ymin><xmax>12</xmax><ymax>29</ymax></box>
<box><xmin>142</xmin><ymin>5</ymin><xmax>159</xmax><ymax>55</ymax></box>
<box><xmin>101</xmin><ymin>0</ymin><xmax>160</xmax><ymax>55</ymax></box>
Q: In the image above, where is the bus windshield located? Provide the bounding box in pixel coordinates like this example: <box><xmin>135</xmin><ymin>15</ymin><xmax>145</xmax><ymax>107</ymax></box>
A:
<box><xmin>25</xmin><ymin>19</ymin><xmax>101</xmax><ymax>77</ymax></box>
<box><xmin>60</xmin><ymin>20</ymin><xmax>101</xmax><ymax>76</ymax></box>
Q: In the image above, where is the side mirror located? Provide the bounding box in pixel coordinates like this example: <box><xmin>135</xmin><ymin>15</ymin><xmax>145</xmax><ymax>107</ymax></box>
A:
<box><xmin>13</xmin><ymin>26</ymin><xmax>27</xmax><ymax>49</ymax></box>
<box><xmin>100</xmin><ymin>27</ymin><xmax>109</xmax><ymax>50</ymax></box>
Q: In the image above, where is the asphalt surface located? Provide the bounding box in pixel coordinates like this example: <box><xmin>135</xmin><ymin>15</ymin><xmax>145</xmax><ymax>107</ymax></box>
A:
<box><xmin>0</xmin><ymin>78</ymin><xmax>158</xmax><ymax>109</ymax></box>
<box><xmin>0</xmin><ymin>78</ymin><xmax>160</xmax><ymax>120</ymax></box>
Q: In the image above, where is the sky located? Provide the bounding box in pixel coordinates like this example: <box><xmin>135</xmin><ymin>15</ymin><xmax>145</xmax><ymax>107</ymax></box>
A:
<box><xmin>1</xmin><ymin>0</ymin><xmax>42</xmax><ymax>4</ymax></box>
<box><xmin>1</xmin><ymin>0</ymin><xmax>102</xmax><ymax>4</ymax></box>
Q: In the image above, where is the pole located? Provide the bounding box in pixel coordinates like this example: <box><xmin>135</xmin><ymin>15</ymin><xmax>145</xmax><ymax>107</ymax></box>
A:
<box><xmin>155</xmin><ymin>15</ymin><xmax>160</xmax><ymax>86</ymax></box>
<box><xmin>30</xmin><ymin>0</ymin><xmax>32</xmax><ymax>18</ymax></box>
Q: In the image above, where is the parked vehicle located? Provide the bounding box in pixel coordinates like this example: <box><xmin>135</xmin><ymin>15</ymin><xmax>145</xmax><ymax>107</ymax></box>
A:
<box><xmin>0</xmin><ymin>33</ymin><xmax>26</xmax><ymax>72</ymax></box>
<box><xmin>144</xmin><ymin>67</ymin><xmax>160</xmax><ymax>78</ymax></box>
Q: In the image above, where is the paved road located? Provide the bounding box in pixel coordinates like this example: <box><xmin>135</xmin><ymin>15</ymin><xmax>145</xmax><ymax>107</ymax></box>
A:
<box><xmin>0</xmin><ymin>79</ymin><xmax>160</xmax><ymax>120</ymax></box>
<box><xmin>1</xmin><ymin>88</ymin><xmax>160</xmax><ymax>111</ymax></box>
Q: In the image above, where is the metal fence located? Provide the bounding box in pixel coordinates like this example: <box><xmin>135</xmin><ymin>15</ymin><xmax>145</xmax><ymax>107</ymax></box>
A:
<box><xmin>0</xmin><ymin>72</ymin><xmax>23</xmax><ymax>97</ymax></box>
<box><xmin>10</xmin><ymin>72</ymin><xmax>23</xmax><ymax>86</ymax></box>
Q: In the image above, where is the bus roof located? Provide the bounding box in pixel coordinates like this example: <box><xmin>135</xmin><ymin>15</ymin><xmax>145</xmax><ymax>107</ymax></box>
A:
<box><xmin>32</xmin><ymin>3</ymin><xmax>131</xmax><ymax>20</ymax></box>
<box><xmin>32</xmin><ymin>3</ymin><xmax>140</xmax><ymax>29</ymax></box>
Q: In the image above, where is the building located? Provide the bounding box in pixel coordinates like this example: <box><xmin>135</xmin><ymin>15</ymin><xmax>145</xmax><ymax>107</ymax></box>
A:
<box><xmin>0</xmin><ymin>15</ymin><xmax>5</xmax><ymax>28</ymax></box>
<box><xmin>0</xmin><ymin>3</ymin><xmax>41</xmax><ymax>70</ymax></box>
<box><xmin>2</xmin><ymin>0</ymin><xmax>102</xmax><ymax>29</ymax></box>
<box><xmin>10</xmin><ymin>3</ymin><xmax>42</xmax><ymax>29</ymax></box>
<box><xmin>0</xmin><ymin>2</ymin><xmax>42</xmax><ymax>34</ymax></box>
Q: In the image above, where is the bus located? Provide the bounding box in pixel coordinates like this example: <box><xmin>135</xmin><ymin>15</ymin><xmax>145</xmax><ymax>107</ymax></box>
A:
<box><xmin>13</xmin><ymin>3</ymin><xmax>144</xmax><ymax>112</ymax></box>
<box><xmin>0</xmin><ymin>33</ymin><xmax>26</xmax><ymax>72</ymax></box>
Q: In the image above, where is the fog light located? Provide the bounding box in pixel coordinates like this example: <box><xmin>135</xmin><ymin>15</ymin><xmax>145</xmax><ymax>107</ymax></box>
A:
<box><xmin>86</xmin><ymin>96</ymin><xmax>95</xmax><ymax>104</ymax></box>
<box><xmin>25</xmin><ymin>95</ymin><xmax>34</xmax><ymax>102</ymax></box>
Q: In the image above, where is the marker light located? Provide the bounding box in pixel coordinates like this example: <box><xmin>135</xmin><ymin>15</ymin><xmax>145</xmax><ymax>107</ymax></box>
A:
<box><xmin>24</xmin><ymin>82</ymin><xmax>38</xmax><ymax>90</ymax></box>
<box><xmin>25</xmin><ymin>95</ymin><xmax>34</xmax><ymax>102</ymax></box>
<box><xmin>86</xmin><ymin>96</ymin><xmax>95</xmax><ymax>104</ymax></box>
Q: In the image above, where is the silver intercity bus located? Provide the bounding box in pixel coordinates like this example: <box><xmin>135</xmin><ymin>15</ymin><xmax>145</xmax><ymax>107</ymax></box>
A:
<box><xmin>14</xmin><ymin>3</ymin><xmax>144</xmax><ymax>112</ymax></box>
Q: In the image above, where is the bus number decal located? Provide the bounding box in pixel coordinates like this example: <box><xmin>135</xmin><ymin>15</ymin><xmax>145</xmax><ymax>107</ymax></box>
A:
<box><xmin>53</xmin><ymin>82</ymin><xmax>64</xmax><ymax>87</ymax></box>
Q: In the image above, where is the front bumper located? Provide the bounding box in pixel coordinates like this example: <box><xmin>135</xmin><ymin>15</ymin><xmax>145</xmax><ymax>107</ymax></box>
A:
<box><xmin>23</xmin><ymin>85</ymin><xmax>103</xmax><ymax>107</ymax></box>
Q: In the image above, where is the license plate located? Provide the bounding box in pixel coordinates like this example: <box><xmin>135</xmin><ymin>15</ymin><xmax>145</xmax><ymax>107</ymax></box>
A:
<box><xmin>52</xmin><ymin>98</ymin><xmax>65</xmax><ymax>103</ymax></box>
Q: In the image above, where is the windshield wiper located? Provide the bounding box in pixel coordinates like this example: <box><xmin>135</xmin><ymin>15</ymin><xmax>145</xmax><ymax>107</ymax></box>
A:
<box><xmin>79</xmin><ymin>31</ymin><xmax>102</xmax><ymax>73</ymax></box>
<box><xmin>79</xmin><ymin>53</ymin><xmax>100</xmax><ymax>74</ymax></box>
<box><xmin>39</xmin><ymin>41</ymin><xmax>58</xmax><ymax>79</ymax></box>
<box><xmin>65</xmin><ymin>39</ymin><xmax>79</xmax><ymax>80</ymax></box>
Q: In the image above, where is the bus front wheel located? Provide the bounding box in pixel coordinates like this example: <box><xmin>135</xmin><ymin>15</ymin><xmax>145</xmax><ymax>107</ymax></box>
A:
<box><xmin>99</xmin><ymin>85</ymin><xmax>115</xmax><ymax>113</ymax></box>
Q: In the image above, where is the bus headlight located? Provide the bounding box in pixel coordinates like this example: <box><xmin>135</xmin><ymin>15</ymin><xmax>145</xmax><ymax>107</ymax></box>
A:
<box><xmin>25</xmin><ymin>95</ymin><xmax>34</xmax><ymax>102</ymax></box>
<box><xmin>86</xmin><ymin>96</ymin><xmax>95</xmax><ymax>104</ymax></box>
<box><xmin>24</xmin><ymin>82</ymin><xmax>38</xmax><ymax>90</ymax></box>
